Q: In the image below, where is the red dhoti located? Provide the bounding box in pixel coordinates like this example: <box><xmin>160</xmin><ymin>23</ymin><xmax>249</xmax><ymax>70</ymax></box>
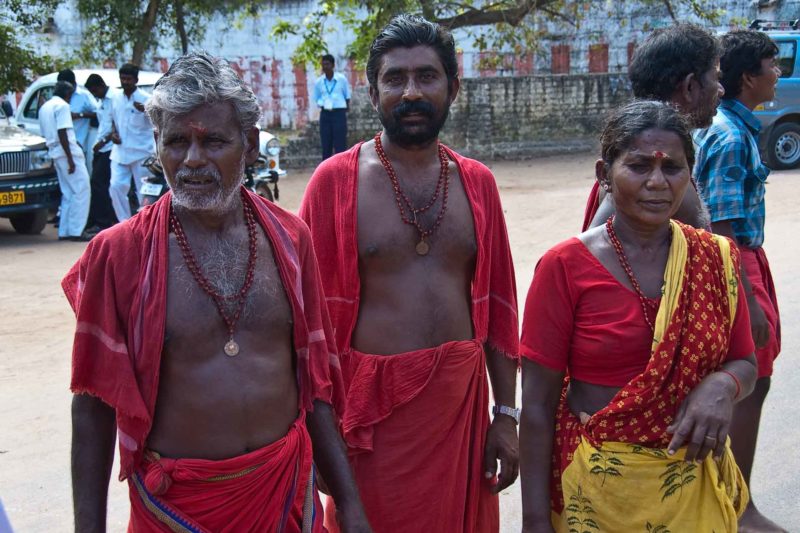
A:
<box><xmin>129</xmin><ymin>415</ymin><xmax>323</xmax><ymax>533</ymax></box>
<box><xmin>324</xmin><ymin>340</ymin><xmax>498</xmax><ymax>533</ymax></box>
<box><xmin>740</xmin><ymin>246</ymin><xmax>781</xmax><ymax>377</ymax></box>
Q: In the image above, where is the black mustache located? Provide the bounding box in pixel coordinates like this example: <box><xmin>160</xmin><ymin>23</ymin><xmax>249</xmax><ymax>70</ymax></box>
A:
<box><xmin>392</xmin><ymin>100</ymin><xmax>435</xmax><ymax>119</ymax></box>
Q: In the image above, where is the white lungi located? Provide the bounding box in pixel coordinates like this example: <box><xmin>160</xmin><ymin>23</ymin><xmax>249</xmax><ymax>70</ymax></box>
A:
<box><xmin>109</xmin><ymin>158</ymin><xmax>149</xmax><ymax>221</ymax></box>
<box><xmin>53</xmin><ymin>152</ymin><xmax>91</xmax><ymax>238</ymax></box>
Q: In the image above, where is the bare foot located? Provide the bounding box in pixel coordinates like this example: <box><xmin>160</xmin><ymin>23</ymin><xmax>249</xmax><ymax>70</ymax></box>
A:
<box><xmin>739</xmin><ymin>503</ymin><xmax>788</xmax><ymax>533</ymax></box>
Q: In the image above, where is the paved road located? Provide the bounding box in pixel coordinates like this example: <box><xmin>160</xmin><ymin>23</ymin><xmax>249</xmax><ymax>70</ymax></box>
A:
<box><xmin>0</xmin><ymin>153</ymin><xmax>796</xmax><ymax>531</ymax></box>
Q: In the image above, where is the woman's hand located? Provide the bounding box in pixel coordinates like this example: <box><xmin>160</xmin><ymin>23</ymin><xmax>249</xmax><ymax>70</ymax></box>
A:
<box><xmin>666</xmin><ymin>372</ymin><xmax>737</xmax><ymax>461</ymax></box>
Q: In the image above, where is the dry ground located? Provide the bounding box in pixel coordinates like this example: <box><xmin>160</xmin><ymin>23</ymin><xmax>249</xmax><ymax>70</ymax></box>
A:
<box><xmin>0</xmin><ymin>153</ymin><xmax>797</xmax><ymax>531</ymax></box>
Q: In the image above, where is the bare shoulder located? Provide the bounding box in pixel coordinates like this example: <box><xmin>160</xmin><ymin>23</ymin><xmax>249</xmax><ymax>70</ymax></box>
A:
<box><xmin>357</xmin><ymin>139</ymin><xmax>383</xmax><ymax>176</ymax></box>
<box><xmin>576</xmin><ymin>225</ymin><xmax>607</xmax><ymax>259</ymax></box>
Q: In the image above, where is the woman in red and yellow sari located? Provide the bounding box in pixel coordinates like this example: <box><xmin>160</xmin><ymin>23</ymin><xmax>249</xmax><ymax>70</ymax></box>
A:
<box><xmin>519</xmin><ymin>100</ymin><xmax>758</xmax><ymax>533</ymax></box>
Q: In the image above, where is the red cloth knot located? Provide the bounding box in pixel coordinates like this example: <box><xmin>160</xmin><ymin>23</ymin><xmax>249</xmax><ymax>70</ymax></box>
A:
<box><xmin>144</xmin><ymin>457</ymin><xmax>176</xmax><ymax>496</ymax></box>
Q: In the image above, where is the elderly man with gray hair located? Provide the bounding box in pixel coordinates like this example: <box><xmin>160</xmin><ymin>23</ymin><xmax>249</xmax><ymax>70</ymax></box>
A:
<box><xmin>63</xmin><ymin>52</ymin><xmax>371</xmax><ymax>533</ymax></box>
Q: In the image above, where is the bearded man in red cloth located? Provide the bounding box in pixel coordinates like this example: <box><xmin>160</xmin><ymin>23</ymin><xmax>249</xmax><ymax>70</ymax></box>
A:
<box><xmin>64</xmin><ymin>52</ymin><xmax>371</xmax><ymax>533</ymax></box>
<box><xmin>300</xmin><ymin>14</ymin><xmax>520</xmax><ymax>533</ymax></box>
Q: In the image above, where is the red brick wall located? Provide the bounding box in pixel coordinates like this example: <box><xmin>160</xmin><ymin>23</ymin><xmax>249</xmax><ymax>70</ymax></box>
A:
<box><xmin>551</xmin><ymin>45</ymin><xmax>570</xmax><ymax>74</ymax></box>
<box><xmin>627</xmin><ymin>42</ymin><xmax>637</xmax><ymax>66</ymax></box>
<box><xmin>515</xmin><ymin>54</ymin><xmax>534</xmax><ymax>75</ymax></box>
<box><xmin>588</xmin><ymin>43</ymin><xmax>609</xmax><ymax>73</ymax></box>
<box><xmin>293</xmin><ymin>62</ymin><xmax>308</xmax><ymax>130</ymax></box>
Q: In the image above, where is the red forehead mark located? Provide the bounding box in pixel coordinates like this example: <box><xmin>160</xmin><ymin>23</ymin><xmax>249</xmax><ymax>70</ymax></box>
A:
<box><xmin>188</xmin><ymin>121</ymin><xmax>208</xmax><ymax>136</ymax></box>
<box><xmin>653</xmin><ymin>150</ymin><xmax>667</xmax><ymax>159</ymax></box>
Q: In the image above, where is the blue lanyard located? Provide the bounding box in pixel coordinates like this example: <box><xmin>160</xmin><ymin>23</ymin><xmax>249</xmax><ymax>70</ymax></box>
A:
<box><xmin>323</xmin><ymin>77</ymin><xmax>337</xmax><ymax>96</ymax></box>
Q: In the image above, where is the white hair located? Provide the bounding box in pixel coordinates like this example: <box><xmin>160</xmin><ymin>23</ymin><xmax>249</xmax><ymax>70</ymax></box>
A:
<box><xmin>146</xmin><ymin>51</ymin><xmax>261</xmax><ymax>135</ymax></box>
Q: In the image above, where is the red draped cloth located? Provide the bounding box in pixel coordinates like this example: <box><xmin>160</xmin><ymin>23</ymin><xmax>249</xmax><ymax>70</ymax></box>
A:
<box><xmin>62</xmin><ymin>187</ymin><xmax>343</xmax><ymax>530</ymax></box>
<box><xmin>300</xmin><ymin>144</ymin><xmax>519</xmax><ymax>532</ymax></box>
<box><xmin>129</xmin><ymin>415</ymin><xmax>322</xmax><ymax>533</ymax></box>
<box><xmin>581</xmin><ymin>181</ymin><xmax>601</xmax><ymax>232</ymax></box>
<box><xmin>324</xmin><ymin>340</ymin><xmax>497</xmax><ymax>532</ymax></box>
<box><xmin>739</xmin><ymin>246</ymin><xmax>781</xmax><ymax>377</ymax></box>
<box><xmin>544</xmin><ymin>224</ymin><xmax>742</xmax><ymax>512</ymax></box>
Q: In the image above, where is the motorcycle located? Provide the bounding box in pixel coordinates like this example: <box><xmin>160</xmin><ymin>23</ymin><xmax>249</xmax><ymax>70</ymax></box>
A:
<box><xmin>244</xmin><ymin>154</ymin><xmax>280</xmax><ymax>202</ymax></box>
<box><xmin>139</xmin><ymin>156</ymin><xmax>167</xmax><ymax>208</ymax></box>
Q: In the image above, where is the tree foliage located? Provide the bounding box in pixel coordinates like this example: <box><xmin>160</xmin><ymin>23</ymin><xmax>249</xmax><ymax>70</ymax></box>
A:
<box><xmin>74</xmin><ymin>0</ymin><xmax>264</xmax><ymax>66</ymax></box>
<box><xmin>0</xmin><ymin>0</ymin><xmax>71</xmax><ymax>92</ymax></box>
<box><xmin>272</xmin><ymin>0</ymin><xmax>725</xmax><ymax>68</ymax></box>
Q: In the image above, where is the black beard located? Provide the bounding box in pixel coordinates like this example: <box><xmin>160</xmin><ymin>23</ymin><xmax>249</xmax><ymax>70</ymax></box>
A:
<box><xmin>378</xmin><ymin>99</ymin><xmax>450</xmax><ymax>148</ymax></box>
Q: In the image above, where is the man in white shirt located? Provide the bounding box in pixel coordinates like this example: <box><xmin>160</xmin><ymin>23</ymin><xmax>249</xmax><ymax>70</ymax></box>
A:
<box><xmin>38</xmin><ymin>81</ymin><xmax>92</xmax><ymax>241</ymax></box>
<box><xmin>108</xmin><ymin>63</ymin><xmax>155</xmax><ymax>221</ymax></box>
<box><xmin>57</xmin><ymin>69</ymin><xmax>99</xmax><ymax>170</ymax></box>
<box><xmin>312</xmin><ymin>54</ymin><xmax>351</xmax><ymax>160</ymax></box>
<box><xmin>84</xmin><ymin>74</ymin><xmax>118</xmax><ymax>230</ymax></box>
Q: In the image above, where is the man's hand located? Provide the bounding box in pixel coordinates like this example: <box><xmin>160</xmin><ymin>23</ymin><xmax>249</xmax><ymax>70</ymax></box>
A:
<box><xmin>747</xmin><ymin>294</ymin><xmax>770</xmax><ymax>349</ymax></box>
<box><xmin>110</xmin><ymin>132</ymin><xmax>121</xmax><ymax>145</ymax></box>
<box><xmin>93</xmin><ymin>141</ymin><xmax>104</xmax><ymax>153</ymax></box>
<box><xmin>133</xmin><ymin>101</ymin><xmax>145</xmax><ymax>112</ymax></box>
<box><xmin>484</xmin><ymin>415</ymin><xmax>519</xmax><ymax>493</ymax></box>
<box><xmin>68</xmin><ymin>158</ymin><xmax>76</xmax><ymax>174</ymax></box>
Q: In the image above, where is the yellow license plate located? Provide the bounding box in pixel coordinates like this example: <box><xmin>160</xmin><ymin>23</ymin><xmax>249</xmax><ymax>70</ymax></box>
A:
<box><xmin>0</xmin><ymin>191</ymin><xmax>25</xmax><ymax>206</ymax></box>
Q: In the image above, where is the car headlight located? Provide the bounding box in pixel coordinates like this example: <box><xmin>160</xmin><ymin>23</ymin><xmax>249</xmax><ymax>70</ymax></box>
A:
<box><xmin>29</xmin><ymin>149</ymin><xmax>53</xmax><ymax>171</ymax></box>
<box><xmin>266</xmin><ymin>138</ymin><xmax>281</xmax><ymax>157</ymax></box>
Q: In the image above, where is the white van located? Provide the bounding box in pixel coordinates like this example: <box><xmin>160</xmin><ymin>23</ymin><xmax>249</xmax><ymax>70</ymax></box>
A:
<box><xmin>14</xmin><ymin>69</ymin><xmax>163</xmax><ymax>136</ymax></box>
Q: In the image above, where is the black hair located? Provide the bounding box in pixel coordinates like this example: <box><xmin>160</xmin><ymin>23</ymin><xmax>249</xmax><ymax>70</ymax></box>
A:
<box><xmin>366</xmin><ymin>14</ymin><xmax>458</xmax><ymax>89</ymax></box>
<box><xmin>601</xmin><ymin>100</ymin><xmax>695</xmax><ymax>170</ymax></box>
<box><xmin>53</xmin><ymin>80</ymin><xmax>75</xmax><ymax>99</ymax></box>
<box><xmin>322</xmin><ymin>54</ymin><xmax>335</xmax><ymax>65</ymax></box>
<box><xmin>119</xmin><ymin>63</ymin><xmax>140</xmax><ymax>78</ymax></box>
<box><xmin>84</xmin><ymin>73</ymin><xmax>107</xmax><ymax>90</ymax></box>
<box><xmin>629</xmin><ymin>23</ymin><xmax>719</xmax><ymax>101</ymax></box>
<box><xmin>719</xmin><ymin>29</ymin><xmax>779</xmax><ymax>99</ymax></box>
<box><xmin>56</xmin><ymin>69</ymin><xmax>76</xmax><ymax>85</ymax></box>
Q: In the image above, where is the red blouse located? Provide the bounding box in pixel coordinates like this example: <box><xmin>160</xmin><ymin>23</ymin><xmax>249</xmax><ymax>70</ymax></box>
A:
<box><xmin>521</xmin><ymin>238</ymin><xmax>754</xmax><ymax>387</ymax></box>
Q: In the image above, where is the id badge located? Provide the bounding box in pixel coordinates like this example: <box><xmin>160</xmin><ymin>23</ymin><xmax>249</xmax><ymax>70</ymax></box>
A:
<box><xmin>323</xmin><ymin>97</ymin><xmax>333</xmax><ymax>111</ymax></box>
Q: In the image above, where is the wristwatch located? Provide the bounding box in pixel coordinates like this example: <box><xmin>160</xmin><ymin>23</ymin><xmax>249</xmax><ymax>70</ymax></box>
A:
<box><xmin>492</xmin><ymin>405</ymin><xmax>520</xmax><ymax>424</ymax></box>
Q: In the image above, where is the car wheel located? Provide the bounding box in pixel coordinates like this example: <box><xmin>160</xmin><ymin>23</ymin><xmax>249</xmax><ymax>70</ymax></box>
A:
<box><xmin>767</xmin><ymin>122</ymin><xmax>800</xmax><ymax>170</ymax></box>
<box><xmin>255</xmin><ymin>182</ymin><xmax>274</xmax><ymax>202</ymax></box>
<box><xmin>10</xmin><ymin>209</ymin><xmax>48</xmax><ymax>235</ymax></box>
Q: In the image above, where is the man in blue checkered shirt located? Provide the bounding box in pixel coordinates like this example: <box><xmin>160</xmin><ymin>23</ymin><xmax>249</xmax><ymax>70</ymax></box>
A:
<box><xmin>693</xmin><ymin>29</ymin><xmax>785</xmax><ymax>533</ymax></box>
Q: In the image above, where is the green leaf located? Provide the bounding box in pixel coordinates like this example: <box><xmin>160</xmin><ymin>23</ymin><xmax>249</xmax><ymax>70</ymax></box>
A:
<box><xmin>662</xmin><ymin>483</ymin><xmax>681</xmax><ymax>501</ymax></box>
<box><xmin>660</xmin><ymin>473</ymin><xmax>681</xmax><ymax>488</ymax></box>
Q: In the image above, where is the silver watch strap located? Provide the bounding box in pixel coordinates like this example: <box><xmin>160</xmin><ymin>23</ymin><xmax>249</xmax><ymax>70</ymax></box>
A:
<box><xmin>492</xmin><ymin>404</ymin><xmax>520</xmax><ymax>423</ymax></box>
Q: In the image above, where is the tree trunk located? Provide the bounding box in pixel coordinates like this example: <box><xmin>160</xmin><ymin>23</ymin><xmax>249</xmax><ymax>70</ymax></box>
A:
<box><xmin>176</xmin><ymin>0</ymin><xmax>188</xmax><ymax>54</ymax></box>
<box><xmin>131</xmin><ymin>0</ymin><xmax>161</xmax><ymax>66</ymax></box>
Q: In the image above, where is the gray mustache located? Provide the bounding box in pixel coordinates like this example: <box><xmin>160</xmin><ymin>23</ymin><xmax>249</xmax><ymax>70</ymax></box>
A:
<box><xmin>175</xmin><ymin>167</ymin><xmax>222</xmax><ymax>183</ymax></box>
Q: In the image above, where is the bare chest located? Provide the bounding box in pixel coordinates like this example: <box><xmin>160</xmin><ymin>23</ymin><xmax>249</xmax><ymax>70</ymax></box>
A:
<box><xmin>164</xmin><ymin>229</ymin><xmax>294</xmax><ymax>353</ymax></box>
<box><xmin>356</xmin><ymin>157</ymin><xmax>477</xmax><ymax>267</ymax></box>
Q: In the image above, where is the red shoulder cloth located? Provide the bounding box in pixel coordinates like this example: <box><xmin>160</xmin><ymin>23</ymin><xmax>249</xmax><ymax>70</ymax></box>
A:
<box><xmin>62</xmin><ymin>188</ymin><xmax>343</xmax><ymax>480</ymax></box>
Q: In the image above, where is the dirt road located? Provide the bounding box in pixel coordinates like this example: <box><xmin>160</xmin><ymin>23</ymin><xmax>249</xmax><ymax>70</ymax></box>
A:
<box><xmin>1</xmin><ymin>153</ymin><xmax>797</xmax><ymax>531</ymax></box>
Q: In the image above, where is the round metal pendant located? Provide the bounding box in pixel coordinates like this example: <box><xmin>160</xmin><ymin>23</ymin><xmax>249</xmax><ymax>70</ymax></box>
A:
<box><xmin>415</xmin><ymin>240</ymin><xmax>430</xmax><ymax>256</ymax></box>
<box><xmin>224</xmin><ymin>340</ymin><xmax>240</xmax><ymax>357</ymax></box>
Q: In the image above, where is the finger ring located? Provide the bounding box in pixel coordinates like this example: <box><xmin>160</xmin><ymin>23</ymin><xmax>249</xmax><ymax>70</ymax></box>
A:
<box><xmin>704</xmin><ymin>435</ymin><xmax>717</xmax><ymax>443</ymax></box>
